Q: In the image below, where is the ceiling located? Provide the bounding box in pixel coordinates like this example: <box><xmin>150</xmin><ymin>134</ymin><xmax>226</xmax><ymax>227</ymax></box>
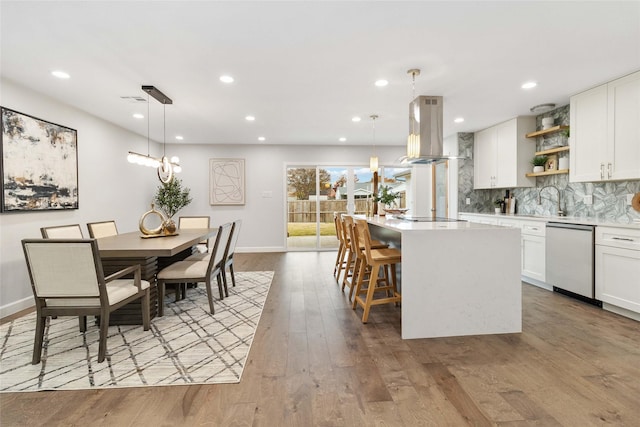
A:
<box><xmin>1</xmin><ymin>1</ymin><xmax>639</xmax><ymax>148</ymax></box>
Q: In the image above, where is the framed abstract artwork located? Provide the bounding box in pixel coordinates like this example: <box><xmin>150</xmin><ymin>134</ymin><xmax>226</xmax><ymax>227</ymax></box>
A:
<box><xmin>1</xmin><ymin>107</ymin><xmax>78</xmax><ymax>212</ymax></box>
<box><xmin>209</xmin><ymin>158</ymin><xmax>245</xmax><ymax>205</ymax></box>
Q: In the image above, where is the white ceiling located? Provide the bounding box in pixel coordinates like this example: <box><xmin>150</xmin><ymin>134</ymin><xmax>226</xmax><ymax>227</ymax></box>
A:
<box><xmin>1</xmin><ymin>1</ymin><xmax>639</xmax><ymax>148</ymax></box>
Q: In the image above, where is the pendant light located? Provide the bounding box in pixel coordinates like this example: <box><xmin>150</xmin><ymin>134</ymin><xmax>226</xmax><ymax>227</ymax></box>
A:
<box><xmin>127</xmin><ymin>85</ymin><xmax>181</xmax><ymax>183</ymax></box>
<box><xmin>369</xmin><ymin>114</ymin><xmax>379</xmax><ymax>172</ymax></box>
<box><xmin>406</xmin><ymin>69</ymin><xmax>421</xmax><ymax>158</ymax></box>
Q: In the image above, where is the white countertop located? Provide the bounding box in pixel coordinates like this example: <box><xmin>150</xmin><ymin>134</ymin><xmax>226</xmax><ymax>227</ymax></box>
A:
<box><xmin>361</xmin><ymin>214</ymin><xmax>506</xmax><ymax>232</ymax></box>
<box><xmin>459</xmin><ymin>212</ymin><xmax>640</xmax><ymax>230</ymax></box>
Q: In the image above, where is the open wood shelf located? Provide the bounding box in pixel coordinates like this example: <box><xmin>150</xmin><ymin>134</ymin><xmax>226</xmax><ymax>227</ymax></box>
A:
<box><xmin>526</xmin><ymin>125</ymin><xmax>570</xmax><ymax>139</ymax></box>
<box><xmin>525</xmin><ymin>169</ymin><xmax>569</xmax><ymax>177</ymax></box>
<box><xmin>535</xmin><ymin>146</ymin><xmax>570</xmax><ymax>156</ymax></box>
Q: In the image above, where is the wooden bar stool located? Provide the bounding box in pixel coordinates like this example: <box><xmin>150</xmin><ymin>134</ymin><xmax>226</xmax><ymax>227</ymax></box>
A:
<box><xmin>333</xmin><ymin>213</ymin><xmax>347</xmax><ymax>279</ymax></box>
<box><xmin>352</xmin><ymin>218</ymin><xmax>401</xmax><ymax>323</ymax></box>
<box><xmin>342</xmin><ymin>215</ymin><xmax>388</xmax><ymax>301</ymax></box>
<box><xmin>334</xmin><ymin>213</ymin><xmax>351</xmax><ymax>284</ymax></box>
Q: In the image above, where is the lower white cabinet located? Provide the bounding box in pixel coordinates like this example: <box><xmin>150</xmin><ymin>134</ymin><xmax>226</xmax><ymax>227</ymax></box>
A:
<box><xmin>521</xmin><ymin>232</ymin><xmax>545</xmax><ymax>283</ymax></box>
<box><xmin>595</xmin><ymin>227</ymin><xmax>640</xmax><ymax>316</ymax></box>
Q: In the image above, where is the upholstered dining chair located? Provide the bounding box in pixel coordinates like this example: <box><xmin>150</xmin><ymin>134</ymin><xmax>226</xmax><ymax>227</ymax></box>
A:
<box><xmin>178</xmin><ymin>216</ymin><xmax>211</xmax><ymax>253</ymax></box>
<box><xmin>40</xmin><ymin>224</ymin><xmax>84</xmax><ymax>239</ymax></box>
<box><xmin>87</xmin><ymin>220</ymin><xmax>119</xmax><ymax>238</ymax></box>
<box><xmin>22</xmin><ymin>239</ymin><xmax>150</xmax><ymax>364</ymax></box>
<box><xmin>156</xmin><ymin>222</ymin><xmax>233</xmax><ymax>316</ymax></box>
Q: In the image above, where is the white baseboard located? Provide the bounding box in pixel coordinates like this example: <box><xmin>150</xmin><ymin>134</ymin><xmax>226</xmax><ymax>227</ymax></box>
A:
<box><xmin>1</xmin><ymin>296</ymin><xmax>34</xmax><ymax>319</ymax></box>
<box><xmin>602</xmin><ymin>303</ymin><xmax>640</xmax><ymax>322</ymax></box>
<box><xmin>522</xmin><ymin>276</ymin><xmax>553</xmax><ymax>291</ymax></box>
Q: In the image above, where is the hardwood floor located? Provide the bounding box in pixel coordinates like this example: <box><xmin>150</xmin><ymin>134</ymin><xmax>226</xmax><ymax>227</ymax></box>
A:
<box><xmin>2</xmin><ymin>251</ymin><xmax>640</xmax><ymax>426</ymax></box>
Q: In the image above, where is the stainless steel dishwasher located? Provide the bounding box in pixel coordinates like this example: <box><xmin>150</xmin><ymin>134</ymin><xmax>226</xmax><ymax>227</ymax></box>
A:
<box><xmin>546</xmin><ymin>222</ymin><xmax>601</xmax><ymax>305</ymax></box>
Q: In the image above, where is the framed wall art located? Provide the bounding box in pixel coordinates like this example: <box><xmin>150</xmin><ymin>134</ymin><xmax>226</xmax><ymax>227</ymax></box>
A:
<box><xmin>1</xmin><ymin>107</ymin><xmax>78</xmax><ymax>212</ymax></box>
<box><xmin>209</xmin><ymin>158</ymin><xmax>245</xmax><ymax>205</ymax></box>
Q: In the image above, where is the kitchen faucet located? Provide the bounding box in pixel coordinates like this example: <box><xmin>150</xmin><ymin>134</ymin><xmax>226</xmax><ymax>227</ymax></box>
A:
<box><xmin>537</xmin><ymin>185</ymin><xmax>565</xmax><ymax>216</ymax></box>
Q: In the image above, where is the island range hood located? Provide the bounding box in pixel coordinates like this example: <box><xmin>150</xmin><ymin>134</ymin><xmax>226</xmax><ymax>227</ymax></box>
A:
<box><xmin>398</xmin><ymin>95</ymin><xmax>466</xmax><ymax>165</ymax></box>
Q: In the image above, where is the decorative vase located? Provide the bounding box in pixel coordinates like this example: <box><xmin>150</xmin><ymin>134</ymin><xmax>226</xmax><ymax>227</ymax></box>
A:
<box><xmin>139</xmin><ymin>203</ymin><xmax>165</xmax><ymax>235</ymax></box>
<box><xmin>378</xmin><ymin>202</ymin><xmax>386</xmax><ymax>216</ymax></box>
<box><xmin>163</xmin><ymin>218</ymin><xmax>177</xmax><ymax>235</ymax></box>
<box><xmin>533</xmin><ymin>166</ymin><xmax>544</xmax><ymax>173</ymax></box>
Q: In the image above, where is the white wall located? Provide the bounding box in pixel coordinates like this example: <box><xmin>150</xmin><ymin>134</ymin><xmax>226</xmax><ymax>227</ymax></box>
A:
<box><xmin>0</xmin><ymin>78</ymin><xmax>405</xmax><ymax>317</ymax></box>
<box><xmin>1</xmin><ymin>79</ymin><xmax>159</xmax><ymax>317</ymax></box>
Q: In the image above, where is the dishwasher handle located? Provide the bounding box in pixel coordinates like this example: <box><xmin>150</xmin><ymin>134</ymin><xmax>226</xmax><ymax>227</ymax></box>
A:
<box><xmin>546</xmin><ymin>222</ymin><xmax>595</xmax><ymax>232</ymax></box>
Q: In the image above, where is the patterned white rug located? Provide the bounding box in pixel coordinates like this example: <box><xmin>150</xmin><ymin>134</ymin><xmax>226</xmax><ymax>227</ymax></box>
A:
<box><xmin>0</xmin><ymin>271</ymin><xmax>274</xmax><ymax>392</ymax></box>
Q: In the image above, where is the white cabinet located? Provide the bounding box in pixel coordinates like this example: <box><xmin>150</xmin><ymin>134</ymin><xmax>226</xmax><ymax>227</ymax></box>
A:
<box><xmin>498</xmin><ymin>218</ymin><xmax>546</xmax><ymax>285</ymax></box>
<box><xmin>596</xmin><ymin>227</ymin><xmax>640</xmax><ymax>317</ymax></box>
<box><xmin>570</xmin><ymin>71</ymin><xmax>640</xmax><ymax>182</ymax></box>
<box><xmin>474</xmin><ymin>117</ymin><xmax>536</xmax><ymax>189</ymax></box>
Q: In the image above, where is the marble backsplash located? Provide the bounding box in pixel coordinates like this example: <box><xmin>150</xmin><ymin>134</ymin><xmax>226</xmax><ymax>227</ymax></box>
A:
<box><xmin>457</xmin><ymin>106</ymin><xmax>640</xmax><ymax>224</ymax></box>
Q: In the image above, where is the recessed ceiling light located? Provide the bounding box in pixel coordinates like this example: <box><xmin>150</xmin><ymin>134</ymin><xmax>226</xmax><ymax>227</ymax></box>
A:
<box><xmin>175</xmin><ymin>135</ymin><xmax>184</xmax><ymax>140</ymax></box>
<box><xmin>51</xmin><ymin>70</ymin><xmax>70</xmax><ymax>79</ymax></box>
<box><xmin>454</xmin><ymin>117</ymin><xmax>464</xmax><ymax>123</ymax></box>
<box><xmin>245</xmin><ymin>115</ymin><xmax>255</xmax><ymax>121</ymax></box>
<box><xmin>375</xmin><ymin>79</ymin><xmax>388</xmax><ymax>87</ymax></box>
<box><xmin>258</xmin><ymin>136</ymin><xmax>266</xmax><ymax>141</ymax></box>
<box><xmin>339</xmin><ymin>137</ymin><xmax>347</xmax><ymax>142</ymax></box>
<box><xmin>132</xmin><ymin>113</ymin><xmax>144</xmax><ymax>119</ymax></box>
<box><xmin>521</xmin><ymin>81</ymin><xmax>537</xmax><ymax>89</ymax></box>
<box><xmin>352</xmin><ymin>116</ymin><xmax>361</xmax><ymax>122</ymax></box>
<box><xmin>220</xmin><ymin>75</ymin><xmax>234</xmax><ymax>83</ymax></box>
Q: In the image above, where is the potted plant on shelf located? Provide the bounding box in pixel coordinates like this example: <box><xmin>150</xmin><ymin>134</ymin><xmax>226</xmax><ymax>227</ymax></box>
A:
<box><xmin>154</xmin><ymin>178</ymin><xmax>192</xmax><ymax>234</ymax></box>
<box><xmin>374</xmin><ymin>185</ymin><xmax>400</xmax><ymax>216</ymax></box>
<box><xmin>531</xmin><ymin>155</ymin><xmax>548</xmax><ymax>173</ymax></box>
<box><xmin>493</xmin><ymin>198</ymin><xmax>504</xmax><ymax>214</ymax></box>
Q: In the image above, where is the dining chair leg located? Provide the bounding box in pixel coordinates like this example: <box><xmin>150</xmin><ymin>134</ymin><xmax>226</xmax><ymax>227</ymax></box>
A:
<box><xmin>205</xmin><ymin>278</ymin><xmax>216</xmax><ymax>314</ymax></box>
<box><xmin>141</xmin><ymin>288</ymin><xmax>151</xmax><ymax>330</ymax></box>
<box><xmin>221</xmin><ymin>271</ymin><xmax>229</xmax><ymax>298</ymax></box>
<box><xmin>158</xmin><ymin>281</ymin><xmax>166</xmax><ymax>317</ymax></box>
<box><xmin>229</xmin><ymin>265</ymin><xmax>236</xmax><ymax>287</ymax></box>
<box><xmin>98</xmin><ymin>310</ymin><xmax>110</xmax><ymax>363</ymax></box>
<box><xmin>32</xmin><ymin>312</ymin><xmax>46</xmax><ymax>364</ymax></box>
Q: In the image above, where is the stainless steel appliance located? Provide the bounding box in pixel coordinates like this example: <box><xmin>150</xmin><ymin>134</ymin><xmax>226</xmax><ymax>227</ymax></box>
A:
<box><xmin>546</xmin><ymin>222</ymin><xmax>600</xmax><ymax>304</ymax></box>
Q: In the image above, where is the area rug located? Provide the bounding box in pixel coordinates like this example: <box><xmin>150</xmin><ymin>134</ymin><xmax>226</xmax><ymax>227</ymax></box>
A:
<box><xmin>0</xmin><ymin>271</ymin><xmax>274</xmax><ymax>392</ymax></box>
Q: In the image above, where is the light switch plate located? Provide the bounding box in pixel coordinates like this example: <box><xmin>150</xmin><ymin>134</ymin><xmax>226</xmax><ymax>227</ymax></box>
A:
<box><xmin>466</xmin><ymin>198</ymin><xmax>471</xmax><ymax>205</ymax></box>
<box><xmin>583</xmin><ymin>195</ymin><xmax>593</xmax><ymax>205</ymax></box>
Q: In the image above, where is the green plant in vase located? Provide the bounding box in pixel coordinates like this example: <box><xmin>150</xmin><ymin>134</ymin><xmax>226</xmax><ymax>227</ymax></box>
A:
<box><xmin>374</xmin><ymin>185</ymin><xmax>400</xmax><ymax>214</ymax></box>
<box><xmin>531</xmin><ymin>155</ymin><xmax>548</xmax><ymax>173</ymax></box>
<box><xmin>154</xmin><ymin>178</ymin><xmax>192</xmax><ymax>234</ymax></box>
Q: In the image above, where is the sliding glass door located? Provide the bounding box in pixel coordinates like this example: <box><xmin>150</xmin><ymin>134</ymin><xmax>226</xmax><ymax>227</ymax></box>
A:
<box><xmin>286</xmin><ymin>164</ymin><xmax>409</xmax><ymax>250</ymax></box>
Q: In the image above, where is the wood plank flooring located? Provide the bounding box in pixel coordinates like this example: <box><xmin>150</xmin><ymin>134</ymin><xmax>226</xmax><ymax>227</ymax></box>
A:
<box><xmin>2</xmin><ymin>251</ymin><xmax>640</xmax><ymax>426</ymax></box>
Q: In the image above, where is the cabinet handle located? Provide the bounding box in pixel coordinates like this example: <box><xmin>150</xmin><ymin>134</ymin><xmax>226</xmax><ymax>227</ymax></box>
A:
<box><xmin>612</xmin><ymin>237</ymin><xmax>635</xmax><ymax>242</ymax></box>
<box><xmin>600</xmin><ymin>163</ymin><xmax>604</xmax><ymax>179</ymax></box>
<box><xmin>607</xmin><ymin>163</ymin><xmax>612</xmax><ymax>178</ymax></box>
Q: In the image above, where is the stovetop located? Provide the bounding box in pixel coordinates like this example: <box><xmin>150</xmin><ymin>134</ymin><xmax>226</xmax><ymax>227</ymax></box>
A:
<box><xmin>397</xmin><ymin>215</ymin><xmax>465</xmax><ymax>222</ymax></box>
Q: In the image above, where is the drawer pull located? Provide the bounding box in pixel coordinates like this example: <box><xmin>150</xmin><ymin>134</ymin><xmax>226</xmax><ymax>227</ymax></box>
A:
<box><xmin>611</xmin><ymin>237</ymin><xmax>634</xmax><ymax>242</ymax></box>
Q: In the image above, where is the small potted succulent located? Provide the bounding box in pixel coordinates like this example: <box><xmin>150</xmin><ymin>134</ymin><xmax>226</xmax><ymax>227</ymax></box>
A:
<box><xmin>531</xmin><ymin>155</ymin><xmax>548</xmax><ymax>173</ymax></box>
<box><xmin>493</xmin><ymin>198</ymin><xmax>504</xmax><ymax>214</ymax></box>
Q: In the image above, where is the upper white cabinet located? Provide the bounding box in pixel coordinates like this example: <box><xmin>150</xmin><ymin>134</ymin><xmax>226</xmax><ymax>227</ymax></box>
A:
<box><xmin>570</xmin><ymin>71</ymin><xmax>640</xmax><ymax>182</ymax></box>
<box><xmin>474</xmin><ymin>116</ymin><xmax>536</xmax><ymax>189</ymax></box>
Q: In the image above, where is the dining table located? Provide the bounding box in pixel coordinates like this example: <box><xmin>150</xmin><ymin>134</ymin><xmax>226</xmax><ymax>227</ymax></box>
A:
<box><xmin>97</xmin><ymin>227</ymin><xmax>218</xmax><ymax>324</ymax></box>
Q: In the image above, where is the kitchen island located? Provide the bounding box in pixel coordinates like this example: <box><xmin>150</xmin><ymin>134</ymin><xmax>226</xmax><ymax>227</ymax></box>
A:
<box><xmin>364</xmin><ymin>215</ymin><xmax>521</xmax><ymax>339</ymax></box>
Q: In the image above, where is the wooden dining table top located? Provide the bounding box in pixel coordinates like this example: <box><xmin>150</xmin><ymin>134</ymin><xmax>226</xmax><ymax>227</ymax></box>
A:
<box><xmin>97</xmin><ymin>228</ymin><xmax>218</xmax><ymax>258</ymax></box>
